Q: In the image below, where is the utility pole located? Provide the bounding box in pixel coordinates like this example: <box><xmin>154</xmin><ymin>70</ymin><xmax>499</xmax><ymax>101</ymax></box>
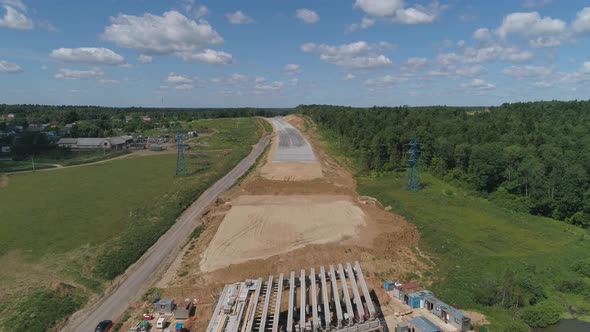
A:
<box><xmin>404</xmin><ymin>134</ymin><xmax>420</xmax><ymax>192</ymax></box>
<box><xmin>175</xmin><ymin>131</ymin><xmax>187</xmax><ymax>176</ymax></box>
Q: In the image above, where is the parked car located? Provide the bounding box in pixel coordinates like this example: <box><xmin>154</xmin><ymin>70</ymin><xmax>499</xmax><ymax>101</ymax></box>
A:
<box><xmin>143</xmin><ymin>313</ymin><xmax>154</xmax><ymax>320</ymax></box>
<box><xmin>95</xmin><ymin>320</ymin><xmax>113</xmax><ymax>332</ymax></box>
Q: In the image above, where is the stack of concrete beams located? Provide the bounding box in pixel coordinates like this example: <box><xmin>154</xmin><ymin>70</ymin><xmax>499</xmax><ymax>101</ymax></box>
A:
<box><xmin>206</xmin><ymin>262</ymin><xmax>382</xmax><ymax>332</ymax></box>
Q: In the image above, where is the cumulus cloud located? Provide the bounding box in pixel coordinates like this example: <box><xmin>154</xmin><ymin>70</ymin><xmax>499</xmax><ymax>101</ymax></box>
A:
<box><xmin>363</xmin><ymin>74</ymin><xmax>408</xmax><ymax>88</ymax></box>
<box><xmin>296</xmin><ymin>8</ymin><xmax>320</xmax><ymax>24</ymax></box>
<box><xmin>210</xmin><ymin>73</ymin><xmax>248</xmax><ymax>85</ymax></box>
<box><xmin>496</xmin><ymin>11</ymin><xmax>565</xmax><ymax>47</ymax></box>
<box><xmin>102</xmin><ymin>11</ymin><xmax>223</xmax><ymax>55</ymax></box>
<box><xmin>0</xmin><ymin>4</ymin><xmax>32</xmax><ymax>29</ymax></box>
<box><xmin>428</xmin><ymin>65</ymin><xmax>485</xmax><ymax>78</ymax></box>
<box><xmin>0</xmin><ymin>59</ymin><xmax>22</xmax><ymax>73</ymax></box>
<box><xmin>50</xmin><ymin>47</ymin><xmax>125</xmax><ymax>65</ymax></box>
<box><xmin>344</xmin><ymin>73</ymin><xmax>356</xmax><ymax>80</ymax></box>
<box><xmin>98</xmin><ymin>78</ymin><xmax>120</xmax><ymax>85</ymax></box>
<box><xmin>502</xmin><ymin>65</ymin><xmax>552</xmax><ymax>77</ymax></box>
<box><xmin>0</xmin><ymin>0</ymin><xmax>26</xmax><ymax>12</ymax></box>
<box><xmin>284</xmin><ymin>63</ymin><xmax>302</xmax><ymax>75</ymax></box>
<box><xmin>138</xmin><ymin>55</ymin><xmax>152</xmax><ymax>63</ymax></box>
<box><xmin>461</xmin><ymin>78</ymin><xmax>495</xmax><ymax>90</ymax></box>
<box><xmin>353</xmin><ymin>0</ymin><xmax>440</xmax><ymax>25</ymax></box>
<box><xmin>301</xmin><ymin>41</ymin><xmax>392</xmax><ymax>69</ymax></box>
<box><xmin>226</xmin><ymin>10</ymin><xmax>253</xmax><ymax>24</ymax></box>
<box><xmin>174</xmin><ymin>84</ymin><xmax>194</xmax><ymax>90</ymax></box>
<box><xmin>255</xmin><ymin>76</ymin><xmax>266</xmax><ymax>83</ymax></box>
<box><xmin>572</xmin><ymin>7</ymin><xmax>590</xmax><ymax>34</ymax></box>
<box><xmin>55</xmin><ymin>68</ymin><xmax>104</xmax><ymax>80</ymax></box>
<box><xmin>473</xmin><ymin>28</ymin><xmax>493</xmax><ymax>42</ymax></box>
<box><xmin>177</xmin><ymin>49</ymin><xmax>233</xmax><ymax>64</ymax></box>
<box><xmin>166</xmin><ymin>72</ymin><xmax>193</xmax><ymax>84</ymax></box>
<box><xmin>437</xmin><ymin>44</ymin><xmax>532</xmax><ymax>65</ymax></box>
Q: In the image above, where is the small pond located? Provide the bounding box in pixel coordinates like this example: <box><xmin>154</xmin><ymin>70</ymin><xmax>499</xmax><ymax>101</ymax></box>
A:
<box><xmin>533</xmin><ymin>319</ymin><xmax>590</xmax><ymax>332</ymax></box>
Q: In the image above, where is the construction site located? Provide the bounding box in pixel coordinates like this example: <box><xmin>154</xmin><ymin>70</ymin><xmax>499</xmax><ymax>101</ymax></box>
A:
<box><xmin>206</xmin><ymin>262</ymin><xmax>381</xmax><ymax>332</ymax></box>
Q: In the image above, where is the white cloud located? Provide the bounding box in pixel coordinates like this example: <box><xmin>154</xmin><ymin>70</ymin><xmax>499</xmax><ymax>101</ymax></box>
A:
<box><xmin>0</xmin><ymin>4</ymin><xmax>32</xmax><ymax>29</ymax></box>
<box><xmin>347</xmin><ymin>17</ymin><xmax>375</xmax><ymax>32</ymax></box>
<box><xmin>41</xmin><ymin>64</ymin><xmax>48</xmax><ymax>70</ymax></box>
<box><xmin>177</xmin><ymin>49</ymin><xmax>233</xmax><ymax>64</ymax></box>
<box><xmin>174</xmin><ymin>84</ymin><xmax>194</xmax><ymax>90</ymax></box>
<box><xmin>226</xmin><ymin>10</ymin><xmax>253</xmax><ymax>24</ymax></box>
<box><xmin>427</xmin><ymin>65</ymin><xmax>485</xmax><ymax>78</ymax></box>
<box><xmin>138</xmin><ymin>55</ymin><xmax>152</xmax><ymax>63</ymax></box>
<box><xmin>461</xmin><ymin>78</ymin><xmax>495</xmax><ymax>90</ymax></box>
<box><xmin>457</xmin><ymin>40</ymin><xmax>466</xmax><ymax>48</ymax></box>
<box><xmin>255</xmin><ymin>81</ymin><xmax>284</xmax><ymax>91</ymax></box>
<box><xmin>496</xmin><ymin>11</ymin><xmax>565</xmax><ymax>47</ymax></box>
<box><xmin>455</xmin><ymin>65</ymin><xmax>486</xmax><ymax>77</ymax></box>
<box><xmin>194</xmin><ymin>5</ymin><xmax>208</xmax><ymax>18</ymax></box>
<box><xmin>522</xmin><ymin>0</ymin><xmax>552</xmax><ymax>8</ymax></box>
<box><xmin>405</xmin><ymin>57</ymin><xmax>428</xmax><ymax>68</ymax></box>
<box><xmin>50</xmin><ymin>47</ymin><xmax>125</xmax><ymax>65</ymax></box>
<box><xmin>55</xmin><ymin>68</ymin><xmax>103</xmax><ymax>80</ymax></box>
<box><xmin>296</xmin><ymin>8</ymin><xmax>320</xmax><ymax>24</ymax></box>
<box><xmin>363</xmin><ymin>74</ymin><xmax>408</xmax><ymax>87</ymax></box>
<box><xmin>353</xmin><ymin>0</ymin><xmax>439</xmax><ymax>25</ymax></box>
<box><xmin>255</xmin><ymin>76</ymin><xmax>266</xmax><ymax>83</ymax></box>
<box><xmin>437</xmin><ymin>44</ymin><xmax>532</xmax><ymax>65</ymax></box>
<box><xmin>166</xmin><ymin>72</ymin><xmax>193</xmax><ymax>84</ymax></box>
<box><xmin>0</xmin><ymin>0</ymin><xmax>26</xmax><ymax>12</ymax></box>
<box><xmin>344</xmin><ymin>73</ymin><xmax>356</xmax><ymax>80</ymax></box>
<box><xmin>502</xmin><ymin>65</ymin><xmax>552</xmax><ymax>78</ymax></box>
<box><xmin>301</xmin><ymin>41</ymin><xmax>392</xmax><ymax>69</ymax></box>
<box><xmin>284</xmin><ymin>63</ymin><xmax>302</xmax><ymax>75</ymax></box>
<box><xmin>572</xmin><ymin>7</ymin><xmax>590</xmax><ymax>34</ymax></box>
<box><xmin>0</xmin><ymin>59</ymin><xmax>22</xmax><ymax>73</ymax></box>
<box><xmin>473</xmin><ymin>28</ymin><xmax>492</xmax><ymax>42</ymax></box>
<box><xmin>102</xmin><ymin>11</ymin><xmax>223</xmax><ymax>55</ymax></box>
<box><xmin>210</xmin><ymin>74</ymin><xmax>248</xmax><ymax>85</ymax></box>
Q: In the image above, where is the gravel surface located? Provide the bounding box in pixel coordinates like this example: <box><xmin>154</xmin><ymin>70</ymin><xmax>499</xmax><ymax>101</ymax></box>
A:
<box><xmin>270</xmin><ymin>117</ymin><xmax>317</xmax><ymax>163</ymax></box>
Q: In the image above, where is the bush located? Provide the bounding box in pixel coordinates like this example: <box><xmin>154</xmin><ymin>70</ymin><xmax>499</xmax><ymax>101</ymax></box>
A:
<box><xmin>572</xmin><ymin>259</ymin><xmax>590</xmax><ymax>277</ymax></box>
<box><xmin>502</xmin><ymin>320</ymin><xmax>530</xmax><ymax>332</ymax></box>
<box><xmin>556</xmin><ymin>278</ymin><xmax>586</xmax><ymax>293</ymax></box>
<box><xmin>519</xmin><ymin>301</ymin><xmax>561</xmax><ymax>328</ymax></box>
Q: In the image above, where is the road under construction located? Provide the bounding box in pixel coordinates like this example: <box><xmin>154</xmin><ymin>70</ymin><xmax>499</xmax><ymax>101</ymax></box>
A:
<box><xmin>206</xmin><ymin>262</ymin><xmax>382</xmax><ymax>332</ymax></box>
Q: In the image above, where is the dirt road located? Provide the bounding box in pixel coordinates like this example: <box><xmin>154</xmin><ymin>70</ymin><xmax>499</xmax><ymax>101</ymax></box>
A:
<box><xmin>270</xmin><ymin>117</ymin><xmax>317</xmax><ymax>162</ymax></box>
<box><xmin>64</xmin><ymin>135</ymin><xmax>271</xmax><ymax>332</ymax></box>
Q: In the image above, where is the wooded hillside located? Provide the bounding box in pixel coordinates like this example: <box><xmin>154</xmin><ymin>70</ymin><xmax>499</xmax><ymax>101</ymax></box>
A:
<box><xmin>299</xmin><ymin>101</ymin><xmax>590</xmax><ymax>227</ymax></box>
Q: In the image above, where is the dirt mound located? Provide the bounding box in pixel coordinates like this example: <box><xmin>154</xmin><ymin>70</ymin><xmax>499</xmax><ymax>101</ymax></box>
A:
<box><xmin>199</xmin><ymin>195</ymin><xmax>366</xmax><ymax>272</ymax></box>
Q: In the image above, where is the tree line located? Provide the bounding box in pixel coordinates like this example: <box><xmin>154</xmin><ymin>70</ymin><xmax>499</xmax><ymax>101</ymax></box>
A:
<box><xmin>299</xmin><ymin>101</ymin><xmax>590</xmax><ymax>228</ymax></box>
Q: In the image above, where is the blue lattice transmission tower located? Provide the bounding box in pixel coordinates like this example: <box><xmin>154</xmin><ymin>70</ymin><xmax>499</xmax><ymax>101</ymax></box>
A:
<box><xmin>175</xmin><ymin>131</ymin><xmax>187</xmax><ymax>176</ymax></box>
<box><xmin>404</xmin><ymin>134</ymin><xmax>420</xmax><ymax>192</ymax></box>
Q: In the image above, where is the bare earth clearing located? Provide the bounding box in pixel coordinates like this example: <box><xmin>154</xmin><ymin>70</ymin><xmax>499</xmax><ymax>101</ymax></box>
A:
<box><xmin>146</xmin><ymin>115</ymin><xmax>423</xmax><ymax>332</ymax></box>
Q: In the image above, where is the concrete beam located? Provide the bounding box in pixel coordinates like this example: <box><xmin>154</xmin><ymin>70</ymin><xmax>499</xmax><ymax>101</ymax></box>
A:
<box><xmin>346</xmin><ymin>263</ymin><xmax>365</xmax><ymax>322</ymax></box>
<box><xmin>329</xmin><ymin>265</ymin><xmax>343</xmax><ymax>328</ymax></box>
<box><xmin>245</xmin><ymin>278</ymin><xmax>263</xmax><ymax>332</ymax></box>
<box><xmin>319</xmin><ymin>266</ymin><xmax>331</xmax><ymax>328</ymax></box>
<box><xmin>258</xmin><ymin>275</ymin><xmax>273</xmax><ymax>332</ymax></box>
<box><xmin>310</xmin><ymin>268</ymin><xmax>319</xmax><ymax>331</ymax></box>
<box><xmin>206</xmin><ymin>284</ymin><xmax>229</xmax><ymax>332</ymax></box>
<box><xmin>354</xmin><ymin>261</ymin><xmax>376</xmax><ymax>319</ymax></box>
<box><xmin>287</xmin><ymin>271</ymin><xmax>295</xmax><ymax>332</ymax></box>
<box><xmin>271</xmin><ymin>273</ymin><xmax>284</xmax><ymax>332</ymax></box>
<box><xmin>338</xmin><ymin>263</ymin><xmax>354</xmax><ymax>324</ymax></box>
<box><xmin>300</xmin><ymin>270</ymin><xmax>306</xmax><ymax>331</ymax></box>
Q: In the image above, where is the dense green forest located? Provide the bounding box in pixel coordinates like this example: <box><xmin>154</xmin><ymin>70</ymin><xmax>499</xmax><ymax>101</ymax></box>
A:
<box><xmin>299</xmin><ymin>101</ymin><xmax>590</xmax><ymax>228</ymax></box>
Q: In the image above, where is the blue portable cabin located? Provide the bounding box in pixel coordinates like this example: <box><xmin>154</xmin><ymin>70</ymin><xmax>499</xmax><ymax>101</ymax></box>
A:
<box><xmin>405</xmin><ymin>290</ymin><xmax>434</xmax><ymax>308</ymax></box>
<box><xmin>409</xmin><ymin>316</ymin><xmax>443</xmax><ymax>332</ymax></box>
<box><xmin>424</xmin><ymin>297</ymin><xmax>472</xmax><ymax>332</ymax></box>
<box><xmin>384</xmin><ymin>280</ymin><xmax>395</xmax><ymax>291</ymax></box>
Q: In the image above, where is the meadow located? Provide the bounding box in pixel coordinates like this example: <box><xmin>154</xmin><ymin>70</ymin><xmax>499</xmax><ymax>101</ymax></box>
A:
<box><xmin>358</xmin><ymin>173</ymin><xmax>590</xmax><ymax>331</ymax></box>
<box><xmin>0</xmin><ymin>117</ymin><xmax>263</xmax><ymax>331</ymax></box>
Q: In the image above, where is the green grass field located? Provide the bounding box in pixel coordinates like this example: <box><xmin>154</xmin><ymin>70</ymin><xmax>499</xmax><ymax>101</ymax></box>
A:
<box><xmin>0</xmin><ymin>117</ymin><xmax>261</xmax><ymax>331</ymax></box>
<box><xmin>309</xmin><ymin>119</ymin><xmax>590</xmax><ymax>331</ymax></box>
<box><xmin>358</xmin><ymin>172</ymin><xmax>590</xmax><ymax>330</ymax></box>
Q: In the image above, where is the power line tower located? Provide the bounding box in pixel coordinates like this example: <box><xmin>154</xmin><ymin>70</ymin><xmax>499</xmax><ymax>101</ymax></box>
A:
<box><xmin>175</xmin><ymin>131</ymin><xmax>187</xmax><ymax>176</ymax></box>
<box><xmin>404</xmin><ymin>134</ymin><xmax>420</xmax><ymax>192</ymax></box>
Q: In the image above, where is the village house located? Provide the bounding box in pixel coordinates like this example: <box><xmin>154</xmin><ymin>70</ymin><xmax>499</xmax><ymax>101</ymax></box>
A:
<box><xmin>57</xmin><ymin>136</ymin><xmax>132</xmax><ymax>151</ymax></box>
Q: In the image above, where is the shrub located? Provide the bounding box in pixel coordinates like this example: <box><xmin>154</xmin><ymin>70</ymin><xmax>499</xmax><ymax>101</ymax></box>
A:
<box><xmin>519</xmin><ymin>300</ymin><xmax>561</xmax><ymax>328</ymax></box>
<box><xmin>572</xmin><ymin>259</ymin><xmax>590</xmax><ymax>277</ymax></box>
<box><xmin>502</xmin><ymin>320</ymin><xmax>530</xmax><ymax>332</ymax></box>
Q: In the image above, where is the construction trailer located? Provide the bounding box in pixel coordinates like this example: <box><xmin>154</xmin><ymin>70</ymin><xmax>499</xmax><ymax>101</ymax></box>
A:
<box><xmin>404</xmin><ymin>290</ymin><xmax>434</xmax><ymax>309</ymax></box>
<box><xmin>424</xmin><ymin>297</ymin><xmax>471</xmax><ymax>332</ymax></box>
<box><xmin>206</xmin><ymin>262</ymin><xmax>383</xmax><ymax>332</ymax></box>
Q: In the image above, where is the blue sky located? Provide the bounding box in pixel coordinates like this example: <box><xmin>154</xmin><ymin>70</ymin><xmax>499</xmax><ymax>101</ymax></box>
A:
<box><xmin>1</xmin><ymin>0</ymin><xmax>589</xmax><ymax>107</ymax></box>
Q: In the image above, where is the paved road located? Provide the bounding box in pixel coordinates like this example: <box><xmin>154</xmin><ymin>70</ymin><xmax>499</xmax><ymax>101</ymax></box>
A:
<box><xmin>65</xmin><ymin>135</ymin><xmax>271</xmax><ymax>332</ymax></box>
<box><xmin>270</xmin><ymin>117</ymin><xmax>317</xmax><ymax>163</ymax></box>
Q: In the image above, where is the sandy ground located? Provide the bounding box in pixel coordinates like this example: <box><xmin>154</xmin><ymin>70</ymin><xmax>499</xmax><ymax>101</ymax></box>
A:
<box><xmin>134</xmin><ymin>115</ymin><xmax>425</xmax><ymax>332</ymax></box>
<box><xmin>200</xmin><ymin>195</ymin><xmax>366</xmax><ymax>272</ymax></box>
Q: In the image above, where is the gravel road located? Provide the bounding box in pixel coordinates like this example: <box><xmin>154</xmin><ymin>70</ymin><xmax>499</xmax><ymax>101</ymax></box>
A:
<box><xmin>65</xmin><ymin>135</ymin><xmax>271</xmax><ymax>332</ymax></box>
<box><xmin>270</xmin><ymin>117</ymin><xmax>317</xmax><ymax>163</ymax></box>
